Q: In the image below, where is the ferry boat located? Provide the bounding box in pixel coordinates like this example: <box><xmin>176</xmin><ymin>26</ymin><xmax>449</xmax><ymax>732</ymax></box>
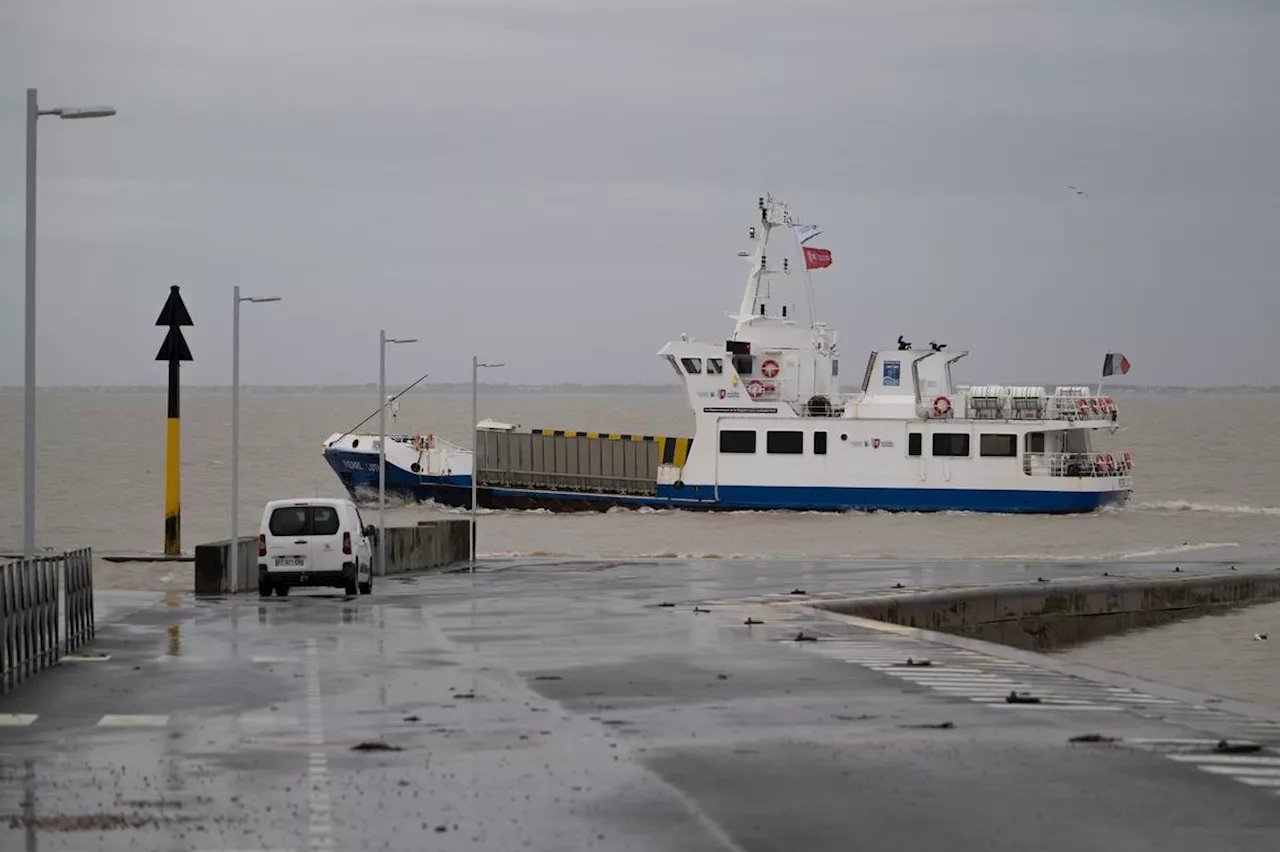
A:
<box><xmin>323</xmin><ymin>194</ymin><xmax>1132</xmax><ymax>514</ymax></box>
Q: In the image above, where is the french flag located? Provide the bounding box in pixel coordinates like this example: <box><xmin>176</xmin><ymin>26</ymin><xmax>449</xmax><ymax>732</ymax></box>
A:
<box><xmin>1102</xmin><ymin>352</ymin><xmax>1131</xmax><ymax>377</ymax></box>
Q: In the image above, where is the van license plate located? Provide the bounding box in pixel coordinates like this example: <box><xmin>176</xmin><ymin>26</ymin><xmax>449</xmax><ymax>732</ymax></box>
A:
<box><xmin>275</xmin><ymin>556</ymin><xmax>304</xmax><ymax>567</ymax></box>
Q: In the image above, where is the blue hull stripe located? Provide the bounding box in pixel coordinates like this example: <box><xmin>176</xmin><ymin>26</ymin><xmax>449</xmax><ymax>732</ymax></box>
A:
<box><xmin>323</xmin><ymin>450</ymin><xmax>1129</xmax><ymax>514</ymax></box>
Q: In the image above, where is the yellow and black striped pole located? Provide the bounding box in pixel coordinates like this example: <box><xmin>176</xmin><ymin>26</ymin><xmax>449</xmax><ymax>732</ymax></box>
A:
<box><xmin>155</xmin><ymin>285</ymin><xmax>193</xmax><ymax>556</ymax></box>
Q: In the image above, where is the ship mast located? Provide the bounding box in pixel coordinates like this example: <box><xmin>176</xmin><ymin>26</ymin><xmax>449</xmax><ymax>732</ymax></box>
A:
<box><xmin>732</xmin><ymin>194</ymin><xmax>792</xmax><ymax>337</ymax></box>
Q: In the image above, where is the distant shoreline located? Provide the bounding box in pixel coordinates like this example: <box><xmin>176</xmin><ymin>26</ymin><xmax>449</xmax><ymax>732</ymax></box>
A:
<box><xmin>2</xmin><ymin>384</ymin><xmax>1279</xmax><ymax>395</ymax></box>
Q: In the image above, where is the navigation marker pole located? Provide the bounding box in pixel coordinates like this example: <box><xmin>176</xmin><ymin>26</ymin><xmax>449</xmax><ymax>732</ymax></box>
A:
<box><xmin>155</xmin><ymin>286</ymin><xmax>194</xmax><ymax>555</ymax></box>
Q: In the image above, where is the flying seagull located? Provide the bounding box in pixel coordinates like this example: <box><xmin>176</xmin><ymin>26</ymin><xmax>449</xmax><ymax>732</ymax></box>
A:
<box><xmin>1068</xmin><ymin>185</ymin><xmax>1089</xmax><ymax>199</ymax></box>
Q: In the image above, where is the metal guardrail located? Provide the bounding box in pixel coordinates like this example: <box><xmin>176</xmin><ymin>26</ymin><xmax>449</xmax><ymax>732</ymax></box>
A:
<box><xmin>1022</xmin><ymin>451</ymin><xmax>1134</xmax><ymax>478</ymax></box>
<box><xmin>0</xmin><ymin>547</ymin><xmax>95</xmax><ymax>694</ymax></box>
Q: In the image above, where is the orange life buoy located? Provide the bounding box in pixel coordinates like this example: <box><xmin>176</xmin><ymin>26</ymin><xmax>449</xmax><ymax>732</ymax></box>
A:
<box><xmin>761</xmin><ymin>359</ymin><xmax>780</xmax><ymax>378</ymax></box>
<box><xmin>747</xmin><ymin>379</ymin><xmax>766</xmax><ymax>399</ymax></box>
<box><xmin>932</xmin><ymin>395</ymin><xmax>952</xmax><ymax>417</ymax></box>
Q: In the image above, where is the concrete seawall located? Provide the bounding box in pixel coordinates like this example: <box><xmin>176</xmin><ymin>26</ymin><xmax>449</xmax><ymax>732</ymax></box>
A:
<box><xmin>815</xmin><ymin>569</ymin><xmax>1280</xmax><ymax>651</ymax></box>
<box><xmin>194</xmin><ymin>520</ymin><xmax>470</xmax><ymax>594</ymax></box>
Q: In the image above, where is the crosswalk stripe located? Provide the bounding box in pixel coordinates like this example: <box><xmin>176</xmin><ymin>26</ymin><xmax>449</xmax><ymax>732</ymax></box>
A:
<box><xmin>97</xmin><ymin>714</ymin><xmax>169</xmax><ymax>727</ymax></box>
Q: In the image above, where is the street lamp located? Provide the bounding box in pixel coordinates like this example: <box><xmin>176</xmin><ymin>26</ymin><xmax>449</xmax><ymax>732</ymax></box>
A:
<box><xmin>379</xmin><ymin>331</ymin><xmax>417</xmax><ymax>578</ymax></box>
<box><xmin>24</xmin><ymin>88</ymin><xmax>116</xmax><ymax>561</ymax></box>
<box><xmin>230</xmin><ymin>287</ymin><xmax>280</xmax><ymax>590</ymax></box>
<box><xmin>471</xmin><ymin>356</ymin><xmax>504</xmax><ymax>571</ymax></box>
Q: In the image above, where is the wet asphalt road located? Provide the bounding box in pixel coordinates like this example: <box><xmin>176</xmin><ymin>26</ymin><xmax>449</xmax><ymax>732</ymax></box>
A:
<box><xmin>2</xmin><ymin>555</ymin><xmax>1279</xmax><ymax>851</ymax></box>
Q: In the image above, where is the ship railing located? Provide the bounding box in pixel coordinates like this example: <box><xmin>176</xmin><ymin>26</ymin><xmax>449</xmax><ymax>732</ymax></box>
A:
<box><xmin>1022</xmin><ymin>451</ymin><xmax>1133</xmax><ymax>479</ymax></box>
<box><xmin>954</xmin><ymin>393</ymin><xmax>1120</xmax><ymax>422</ymax></box>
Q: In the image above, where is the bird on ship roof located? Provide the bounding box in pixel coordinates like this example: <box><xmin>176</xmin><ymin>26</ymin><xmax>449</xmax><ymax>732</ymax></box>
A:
<box><xmin>930</xmin><ymin>341</ymin><xmax>946</xmax><ymax>351</ymax></box>
<box><xmin>897</xmin><ymin>335</ymin><xmax>911</xmax><ymax>351</ymax></box>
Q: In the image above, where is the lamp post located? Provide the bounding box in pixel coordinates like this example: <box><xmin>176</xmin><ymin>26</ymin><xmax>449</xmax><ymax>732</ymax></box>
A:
<box><xmin>379</xmin><ymin>331</ymin><xmax>417</xmax><ymax>577</ymax></box>
<box><xmin>23</xmin><ymin>88</ymin><xmax>116</xmax><ymax>561</ymax></box>
<box><xmin>230</xmin><ymin>287</ymin><xmax>280</xmax><ymax>590</ymax></box>
<box><xmin>471</xmin><ymin>356</ymin><xmax>504</xmax><ymax>571</ymax></box>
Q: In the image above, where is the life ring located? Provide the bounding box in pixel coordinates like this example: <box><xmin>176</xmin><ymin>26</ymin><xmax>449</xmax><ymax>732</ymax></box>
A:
<box><xmin>932</xmin><ymin>395</ymin><xmax>952</xmax><ymax>417</ymax></box>
<box><xmin>761</xmin><ymin>359</ymin><xmax>780</xmax><ymax>378</ymax></box>
<box><xmin>747</xmin><ymin>379</ymin><xmax>766</xmax><ymax>399</ymax></box>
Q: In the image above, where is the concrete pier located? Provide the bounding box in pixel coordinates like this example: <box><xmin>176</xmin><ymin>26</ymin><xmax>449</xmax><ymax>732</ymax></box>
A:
<box><xmin>816</xmin><ymin>568</ymin><xmax>1280</xmax><ymax>650</ymax></box>
<box><xmin>1</xmin><ymin>556</ymin><xmax>1278</xmax><ymax>850</ymax></box>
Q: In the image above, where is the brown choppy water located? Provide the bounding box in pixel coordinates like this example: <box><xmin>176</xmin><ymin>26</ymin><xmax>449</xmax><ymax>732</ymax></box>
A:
<box><xmin>1059</xmin><ymin>600</ymin><xmax>1280</xmax><ymax>711</ymax></box>
<box><xmin>3</xmin><ymin>389</ymin><xmax>1277</xmax><ymax>562</ymax></box>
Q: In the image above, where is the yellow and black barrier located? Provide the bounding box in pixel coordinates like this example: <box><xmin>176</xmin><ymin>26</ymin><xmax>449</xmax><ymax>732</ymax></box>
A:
<box><xmin>530</xmin><ymin>429</ymin><xmax>694</xmax><ymax>468</ymax></box>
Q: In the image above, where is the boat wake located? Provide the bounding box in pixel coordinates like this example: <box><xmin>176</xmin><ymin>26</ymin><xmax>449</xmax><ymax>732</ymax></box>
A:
<box><xmin>1133</xmin><ymin>500</ymin><xmax>1280</xmax><ymax>517</ymax></box>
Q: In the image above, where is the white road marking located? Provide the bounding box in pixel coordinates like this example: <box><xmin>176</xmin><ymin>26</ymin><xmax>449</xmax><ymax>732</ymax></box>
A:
<box><xmin>304</xmin><ymin>639</ymin><xmax>334</xmax><ymax>848</ymax></box>
<box><xmin>0</xmin><ymin>714</ymin><xmax>37</xmax><ymax>726</ymax></box>
<box><xmin>97</xmin><ymin>714</ymin><xmax>169</xmax><ymax>727</ymax></box>
<box><xmin>253</xmin><ymin>655</ymin><xmax>301</xmax><ymax>664</ymax></box>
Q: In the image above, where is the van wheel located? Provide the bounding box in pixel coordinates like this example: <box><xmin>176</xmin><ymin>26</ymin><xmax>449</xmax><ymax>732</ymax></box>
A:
<box><xmin>344</xmin><ymin>579</ymin><xmax>358</xmax><ymax>596</ymax></box>
<box><xmin>358</xmin><ymin>572</ymin><xmax>372</xmax><ymax>595</ymax></box>
<box><xmin>258</xmin><ymin>578</ymin><xmax>272</xmax><ymax>597</ymax></box>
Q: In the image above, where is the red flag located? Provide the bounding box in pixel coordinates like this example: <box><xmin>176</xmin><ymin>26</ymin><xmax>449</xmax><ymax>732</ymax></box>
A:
<box><xmin>802</xmin><ymin>246</ymin><xmax>833</xmax><ymax>270</ymax></box>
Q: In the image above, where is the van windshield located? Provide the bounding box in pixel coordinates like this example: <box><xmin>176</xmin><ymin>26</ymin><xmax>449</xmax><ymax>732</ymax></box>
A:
<box><xmin>269</xmin><ymin>506</ymin><xmax>341</xmax><ymax>537</ymax></box>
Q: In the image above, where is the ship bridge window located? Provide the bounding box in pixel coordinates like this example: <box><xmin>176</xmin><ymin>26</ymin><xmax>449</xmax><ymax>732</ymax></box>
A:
<box><xmin>1027</xmin><ymin>432</ymin><xmax>1045</xmax><ymax>453</ymax></box>
<box><xmin>732</xmin><ymin>354</ymin><xmax>754</xmax><ymax>376</ymax></box>
<box><xmin>680</xmin><ymin>357</ymin><xmax>702</xmax><ymax>374</ymax></box>
<box><xmin>766</xmin><ymin>430</ymin><xmax>803</xmax><ymax>454</ymax></box>
<box><xmin>908</xmin><ymin>433</ymin><xmax>922</xmax><ymax>457</ymax></box>
<box><xmin>720</xmin><ymin>430</ymin><xmax>756</xmax><ymax>454</ymax></box>
<box><xmin>814</xmin><ymin>432</ymin><xmax>827</xmax><ymax>455</ymax></box>
<box><xmin>706</xmin><ymin>358</ymin><xmax>723</xmax><ymax>374</ymax></box>
<box><xmin>932</xmin><ymin>433</ymin><xmax>970</xmax><ymax>457</ymax></box>
<box><xmin>666</xmin><ymin>355</ymin><xmax>682</xmax><ymax>379</ymax></box>
<box><xmin>980</xmin><ymin>434</ymin><xmax>1018</xmax><ymax>457</ymax></box>
<box><xmin>832</xmin><ymin>359</ymin><xmax>839</xmax><ymax>377</ymax></box>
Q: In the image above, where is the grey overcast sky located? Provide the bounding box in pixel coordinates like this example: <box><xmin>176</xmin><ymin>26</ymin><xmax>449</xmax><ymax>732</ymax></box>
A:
<box><xmin>2</xmin><ymin>0</ymin><xmax>1277</xmax><ymax>388</ymax></box>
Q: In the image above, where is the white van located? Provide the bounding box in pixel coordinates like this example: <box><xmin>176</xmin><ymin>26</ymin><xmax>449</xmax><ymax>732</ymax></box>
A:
<box><xmin>257</xmin><ymin>498</ymin><xmax>375</xmax><ymax>597</ymax></box>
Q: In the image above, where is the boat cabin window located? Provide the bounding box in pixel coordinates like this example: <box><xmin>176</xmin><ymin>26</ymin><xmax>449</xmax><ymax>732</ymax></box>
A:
<box><xmin>980</xmin><ymin>434</ymin><xmax>1017</xmax><ymax>457</ymax></box>
<box><xmin>814</xmin><ymin>431</ymin><xmax>828</xmax><ymax>455</ymax></box>
<box><xmin>720</xmin><ymin>430</ymin><xmax>756</xmax><ymax>454</ymax></box>
<box><xmin>1027</xmin><ymin>432</ymin><xmax>1045</xmax><ymax>453</ymax></box>
<box><xmin>932</xmin><ymin>433</ymin><xmax>970</xmax><ymax>457</ymax></box>
<box><xmin>666</xmin><ymin>355</ymin><xmax>683</xmax><ymax>379</ymax></box>
<box><xmin>908</xmin><ymin>433</ymin><xmax>922</xmax><ymax>457</ymax></box>
<box><xmin>732</xmin><ymin>354</ymin><xmax>754</xmax><ymax>376</ymax></box>
<box><xmin>1063</xmin><ymin>430</ymin><xmax>1090</xmax><ymax>454</ymax></box>
<box><xmin>706</xmin><ymin>358</ymin><xmax>723</xmax><ymax>375</ymax></box>
<box><xmin>680</xmin><ymin>357</ymin><xmax>702</xmax><ymax>374</ymax></box>
<box><xmin>832</xmin><ymin>359</ymin><xmax>839</xmax><ymax>376</ymax></box>
<box><xmin>766</xmin><ymin>430</ymin><xmax>803</xmax><ymax>455</ymax></box>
